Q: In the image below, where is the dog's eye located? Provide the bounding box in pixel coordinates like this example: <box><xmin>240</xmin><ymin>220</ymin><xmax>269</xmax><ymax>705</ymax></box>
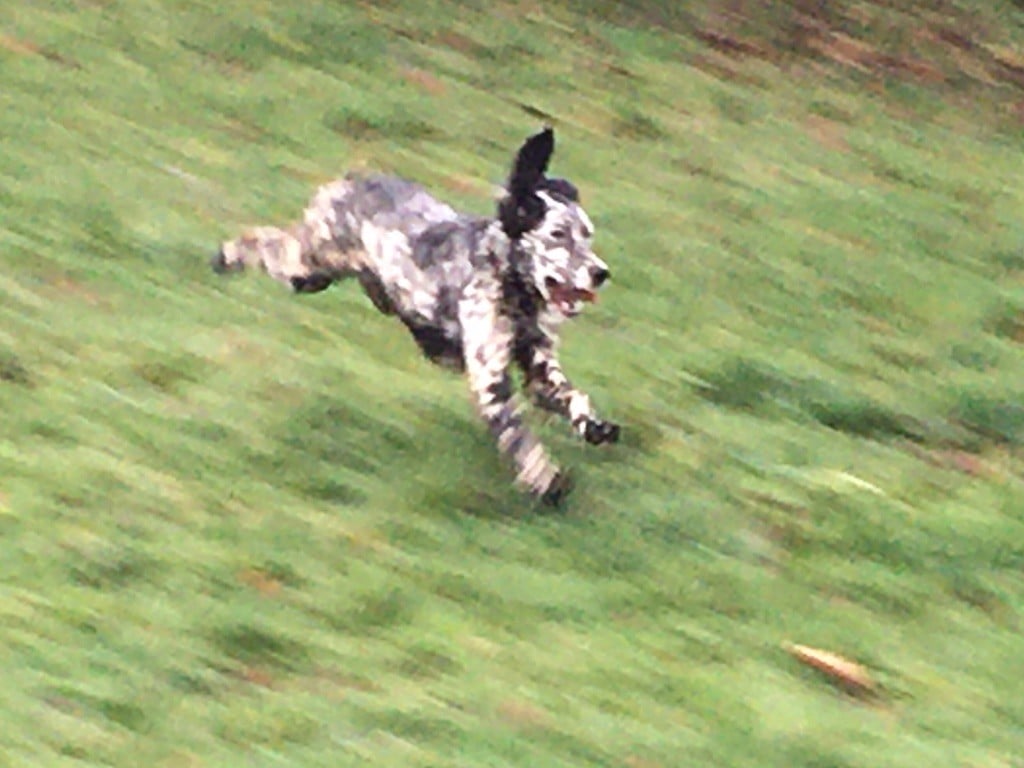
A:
<box><xmin>550</xmin><ymin>228</ymin><xmax>569</xmax><ymax>241</ymax></box>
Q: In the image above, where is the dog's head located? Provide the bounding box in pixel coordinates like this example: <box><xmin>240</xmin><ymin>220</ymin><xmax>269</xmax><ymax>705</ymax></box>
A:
<box><xmin>497</xmin><ymin>127</ymin><xmax>610</xmax><ymax>318</ymax></box>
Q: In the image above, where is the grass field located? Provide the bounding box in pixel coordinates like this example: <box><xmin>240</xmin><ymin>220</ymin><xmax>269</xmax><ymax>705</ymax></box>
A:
<box><xmin>2</xmin><ymin>1</ymin><xmax>1024</xmax><ymax>765</ymax></box>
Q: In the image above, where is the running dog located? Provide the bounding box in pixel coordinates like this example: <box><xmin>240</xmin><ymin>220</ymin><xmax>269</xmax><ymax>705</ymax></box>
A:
<box><xmin>211</xmin><ymin>127</ymin><xmax>619</xmax><ymax>505</ymax></box>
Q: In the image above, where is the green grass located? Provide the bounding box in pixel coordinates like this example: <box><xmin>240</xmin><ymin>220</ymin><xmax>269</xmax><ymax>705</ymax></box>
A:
<box><xmin>2</xmin><ymin>0</ymin><xmax>1024</xmax><ymax>765</ymax></box>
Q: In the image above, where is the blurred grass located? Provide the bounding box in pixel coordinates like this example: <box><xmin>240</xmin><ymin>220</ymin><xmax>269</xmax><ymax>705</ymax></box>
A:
<box><xmin>2</xmin><ymin>0</ymin><xmax>1024</xmax><ymax>766</ymax></box>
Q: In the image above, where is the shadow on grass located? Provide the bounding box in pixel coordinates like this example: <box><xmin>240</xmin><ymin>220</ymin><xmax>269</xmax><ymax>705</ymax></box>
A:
<box><xmin>251</xmin><ymin>394</ymin><xmax>413</xmax><ymax>505</ymax></box>
<box><xmin>950</xmin><ymin>390</ymin><xmax>1024</xmax><ymax>447</ymax></box>
<box><xmin>45</xmin><ymin>688</ymin><xmax>150</xmax><ymax>734</ymax></box>
<box><xmin>69</xmin><ymin>550</ymin><xmax>163</xmax><ymax>590</ymax></box>
<box><xmin>397</xmin><ymin>642</ymin><xmax>463</xmax><ymax>680</ymax></box>
<box><xmin>697</xmin><ymin>355</ymin><xmax>1024</xmax><ymax>455</ymax></box>
<box><xmin>611</xmin><ymin>108</ymin><xmax>668</xmax><ymax>141</ymax></box>
<box><xmin>323</xmin><ymin>107</ymin><xmax>444</xmax><ymax>143</ymax></box>
<box><xmin>317</xmin><ymin>587</ymin><xmax>418</xmax><ymax>636</ymax></box>
<box><xmin>695</xmin><ymin>357</ymin><xmax>923</xmax><ymax>442</ymax></box>
<box><xmin>0</xmin><ymin>348</ymin><xmax>32</xmax><ymax>386</ymax></box>
<box><xmin>983</xmin><ymin>297</ymin><xmax>1024</xmax><ymax>344</ymax></box>
<box><xmin>209</xmin><ymin>623</ymin><xmax>310</xmax><ymax>672</ymax></box>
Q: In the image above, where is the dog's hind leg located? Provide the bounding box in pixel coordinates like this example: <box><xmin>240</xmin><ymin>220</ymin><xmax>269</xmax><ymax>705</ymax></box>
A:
<box><xmin>212</xmin><ymin>225</ymin><xmax>331</xmax><ymax>291</ymax></box>
<box><xmin>212</xmin><ymin>180</ymin><xmax>366</xmax><ymax>294</ymax></box>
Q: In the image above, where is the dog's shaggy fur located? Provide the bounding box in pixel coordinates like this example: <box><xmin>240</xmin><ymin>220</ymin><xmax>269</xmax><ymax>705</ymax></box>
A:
<box><xmin>211</xmin><ymin>127</ymin><xmax>619</xmax><ymax>504</ymax></box>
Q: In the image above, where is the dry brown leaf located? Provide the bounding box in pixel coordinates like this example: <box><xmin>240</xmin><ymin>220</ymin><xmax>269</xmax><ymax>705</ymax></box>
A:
<box><xmin>0</xmin><ymin>33</ymin><xmax>42</xmax><ymax>56</ymax></box>
<box><xmin>496</xmin><ymin>698</ymin><xmax>551</xmax><ymax>730</ymax></box>
<box><xmin>786</xmin><ymin>643</ymin><xmax>876</xmax><ymax>694</ymax></box>
<box><xmin>239</xmin><ymin>666</ymin><xmax>274</xmax><ymax>688</ymax></box>
<box><xmin>238</xmin><ymin>568</ymin><xmax>283</xmax><ymax>597</ymax></box>
<box><xmin>0</xmin><ymin>34</ymin><xmax>78</xmax><ymax>67</ymax></box>
<box><xmin>625</xmin><ymin>757</ymin><xmax>663</xmax><ymax>768</ymax></box>
<box><xmin>401</xmin><ymin>67</ymin><xmax>446</xmax><ymax>96</ymax></box>
<box><xmin>805</xmin><ymin>115</ymin><xmax>849</xmax><ymax>152</ymax></box>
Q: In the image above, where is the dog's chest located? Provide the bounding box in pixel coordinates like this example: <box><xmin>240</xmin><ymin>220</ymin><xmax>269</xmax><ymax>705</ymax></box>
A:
<box><xmin>400</xmin><ymin>276</ymin><xmax>555</xmax><ymax>374</ymax></box>
<box><xmin>504</xmin><ymin>272</ymin><xmax>564</xmax><ymax>341</ymax></box>
<box><xmin>400</xmin><ymin>284</ymin><xmax>466</xmax><ymax>370</ymax></box>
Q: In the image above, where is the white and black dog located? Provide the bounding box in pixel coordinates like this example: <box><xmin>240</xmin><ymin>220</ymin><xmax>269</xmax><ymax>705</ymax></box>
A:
<box><xmin>212</xmin><ymin>127</ymin><xmax>619</xmax><ymax>505</ymax></box>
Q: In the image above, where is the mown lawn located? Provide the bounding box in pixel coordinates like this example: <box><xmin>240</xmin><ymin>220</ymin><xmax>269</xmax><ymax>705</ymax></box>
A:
<box><xmin>1</xmin><ymin>1</ymin><xmax>1023</xmax><ymax>766</ymax></box>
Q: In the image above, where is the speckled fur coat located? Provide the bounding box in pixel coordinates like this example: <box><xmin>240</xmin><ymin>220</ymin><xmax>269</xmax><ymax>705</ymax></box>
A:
<box><xmin>212</xmin><ymin>127</ymin><xmax>619</xmax><ymax>504</ymax></box>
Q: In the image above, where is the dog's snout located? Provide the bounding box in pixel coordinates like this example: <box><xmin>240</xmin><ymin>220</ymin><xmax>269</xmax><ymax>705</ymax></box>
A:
<box><xmin>591</xmin><ymin>266</ymin><xmax>610</xmax><ymax>287</ymax></box>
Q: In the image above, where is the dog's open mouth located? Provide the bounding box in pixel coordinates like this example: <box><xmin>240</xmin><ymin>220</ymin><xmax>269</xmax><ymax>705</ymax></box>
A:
<box><xmin>546</xmin><ymin>279</ymin><xmax>597</xmax><ymax>315</ymax></box>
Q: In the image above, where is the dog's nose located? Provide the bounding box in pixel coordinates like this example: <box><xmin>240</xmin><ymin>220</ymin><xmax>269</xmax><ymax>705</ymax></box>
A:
<box><xmin>591</xmin><ymin>267</ymin><xmax>610</xmax><ymax>287</ymax></box>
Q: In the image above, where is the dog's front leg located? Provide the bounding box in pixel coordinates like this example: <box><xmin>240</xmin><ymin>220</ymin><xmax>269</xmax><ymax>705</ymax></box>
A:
<box><xmin>517</xmin><ymin>338</ymin><xmax>620</xmax><ymax>446</ymax></box>
<box><xmin>460</xmin><ymin>292</ymin><xmax>570</xmax><ymax>505</ymax></box>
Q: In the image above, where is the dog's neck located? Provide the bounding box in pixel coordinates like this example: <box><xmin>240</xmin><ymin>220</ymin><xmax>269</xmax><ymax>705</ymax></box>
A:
<box><xmin>479</xmin><ymin>219</ymin><xmax>545</xmax><ymax>318</ymax></box>
<box><xmin>504</xmin><ymin>246</ymin><xmax>545</xmax><ymax>323</ymax></box>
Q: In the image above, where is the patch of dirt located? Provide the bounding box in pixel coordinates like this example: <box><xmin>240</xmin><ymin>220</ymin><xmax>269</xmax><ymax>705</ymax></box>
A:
<box><xmin>44</xmin><ymin>274</ymin><xmax>111</xmax><ymax>309</ymax></box>
<box><xmin>903</xmin><ymin>442</ymin><xmax>997</xmax><ymax>479</ymax></box>
<box><xmin>0</xmin><ymin>33</ymin><xmax>80</xmax><ymax>68</ymax></box>
<box><xmin>238</xmin><ymin>666</ymin><xmax>275</xmax><ymax>688</ymax></box>
<box><xmin>694</xmin><ymin>28</ymin><xmax>776</xmax><ymax>61</ymax></box>
<box><xmin>690</xmin><ymin>51</ymin><xmax>770</xmax><ymax>87</ymax></box>
<box><xmin>435</xmin><ymin>30</ymin><xmax>487</xmax><ymax>58</ymax></box>
<box><xmin>299</xmin><ymin>667</ymin><xmax>380</xmax><ymax>698</ymax></box>
<box><xmin>496</xmin><ymin>698</ymin><xmax>552</xmax><ymax>730</ymax></box>
<box><xmin>800</xmin><ymin>29</ymin><xmax>944</xmax><ymax>84</ymax></box>
<box><xmin>624</xmin><ymin>758</ymin><xmax>664</xmax><ymax>768</ymax></box>
<box><xmin>805</xmin><ymin>114</ymin><xmax>850</xmax><ymax>152</ymax></box>
<box><xmin>690</xmin><ymin>1</ymin><xmax>1024</xmax><ymax>100</ymax></box>
<box><xmin>238</xmin><ymin>568</ymin><xmax>283</xmax><ymax>597</ymax></box>
<box><xmin>459</xmin><ymin>634</ymin><xmax>502</xmax><ymax>658</ymax></box>
<box><xmin>220</xmin><ymin>117</ymin><xmax>267</xmax><ymax>142</ymax></box>
<box><xmin>401</xmin><ymin>67</ymin><xmax>446</xmax><ymax>96</ymax></box>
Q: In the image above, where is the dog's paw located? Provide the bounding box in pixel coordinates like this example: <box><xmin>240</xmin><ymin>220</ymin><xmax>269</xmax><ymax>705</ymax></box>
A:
<box><xmin>211</xmin><ymin>247</ymin><xmax>243</xmax><ymax>275</ymax></box>
<box><xmin>290</xmin><ymin>273</ymin><xmax>335</xmax><ymax>294</ymax></box>
<box><xmin>583</xmin><ymin>419</ymin><xmax>621</xmax><ymax>446</ymax></box>
<box><xmin>538</xmin><ymin>469</ymin><xmax>574</xmax><ymax>508</ymax></box>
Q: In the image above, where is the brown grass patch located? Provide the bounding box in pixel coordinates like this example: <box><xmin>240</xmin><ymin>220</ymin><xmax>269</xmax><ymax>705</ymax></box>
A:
<box><xmin>496</xmin><ymin>698</ymin><xmax>551</xmax><ymax>730</ymax></box>
<box><xmin>0</xmin><ymin>33</ymin><xmax>79</xmax><ymax>67</ymax></box>
<box><xmin>401</xmin><ymin>67</ymin><xmax>446</xmax><ymax>96</ymax></box>
<box><xmin>805</xmin><ymin>115</ymin><xmax>850</xmax><ymax>152</ymax></box>
<box><xmin>238</xmin><ymin>568</ymin><xmax>283</xmax><ymax>597</ymax></box>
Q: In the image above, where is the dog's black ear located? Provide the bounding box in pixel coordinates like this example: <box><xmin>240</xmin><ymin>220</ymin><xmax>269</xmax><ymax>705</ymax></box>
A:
<box><xmin>508</xmin><ymin>126</ymin><xmax>554</xmax><ymax>196</ymax></box>
<box><xmin>498</xmin><ymin>190</ymin><xmax>546</xmax><ymax>240</ymax></box>
<box><xmin>498</xmin><ymin>126</ymin><xmax>556</xmax><ymax>239</ymax></box>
